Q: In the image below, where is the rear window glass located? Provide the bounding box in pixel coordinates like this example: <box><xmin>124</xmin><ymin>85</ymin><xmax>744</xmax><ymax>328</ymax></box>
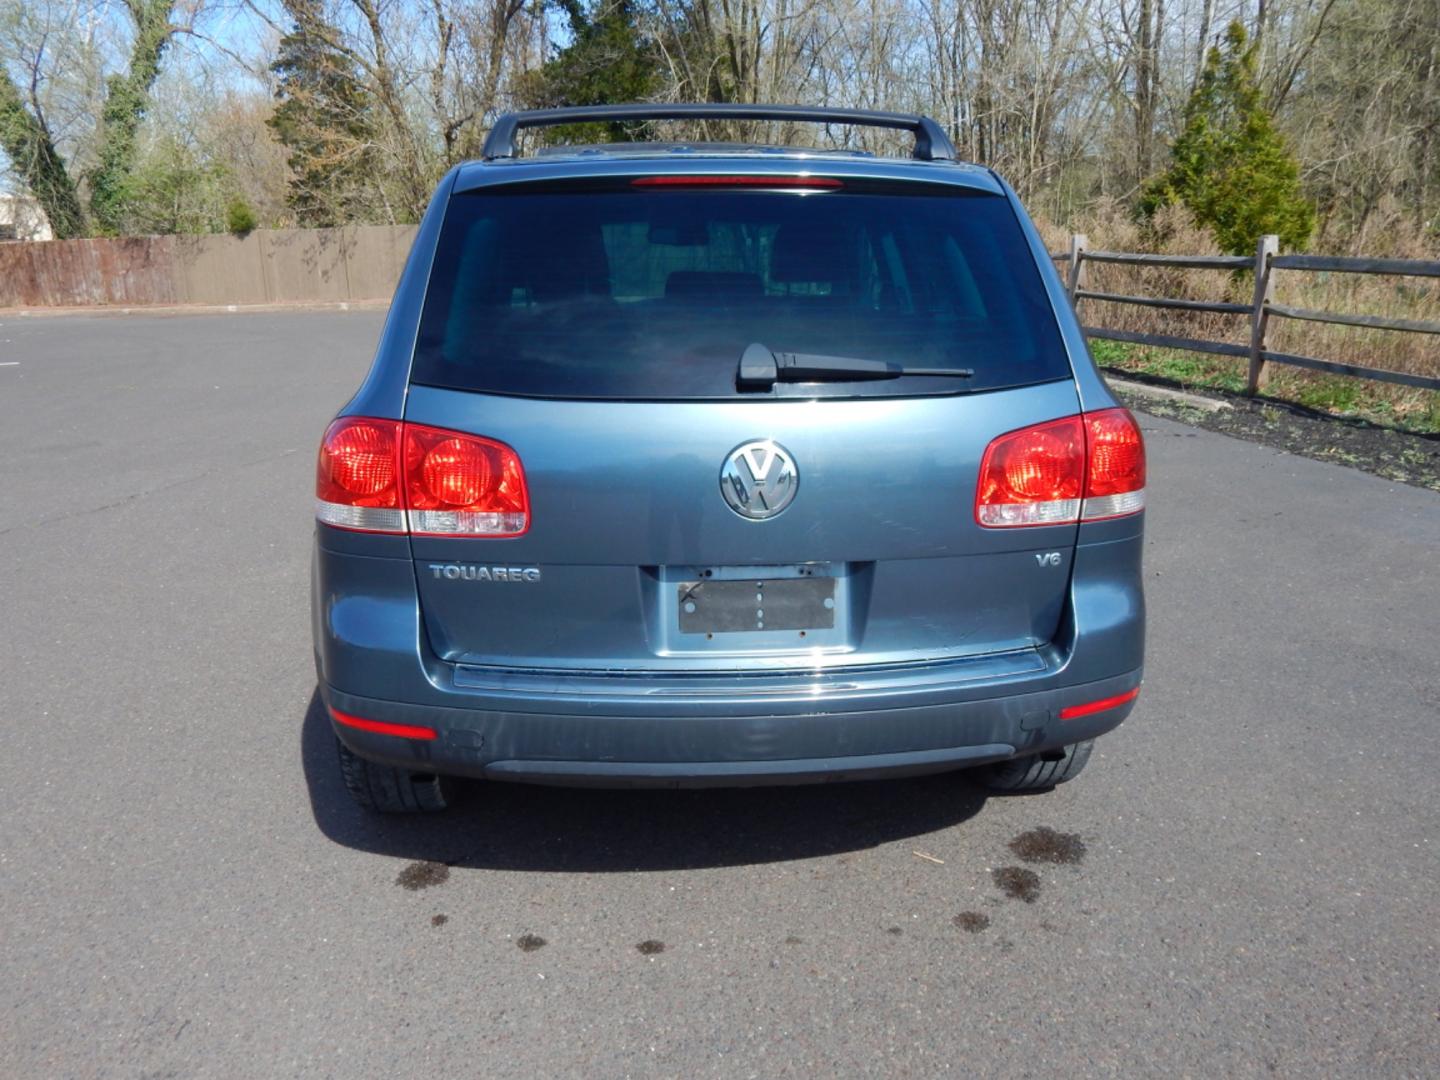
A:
<box><xmin>412</xmin><ymin>183</ymin><xmax>1069</xmax><ymax>399</ymax></box>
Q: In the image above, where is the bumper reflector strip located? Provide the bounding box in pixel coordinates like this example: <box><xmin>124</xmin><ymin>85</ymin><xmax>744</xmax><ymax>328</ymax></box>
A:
<box><xmin>330</xmin><ymin>707</ymin><xmax>438</xmax><ymax>741</ymax></box>
<box><xmin>1059</xmin><ymin>686</ymin><xmax>1140</xmax><ymax>721</ymax></box>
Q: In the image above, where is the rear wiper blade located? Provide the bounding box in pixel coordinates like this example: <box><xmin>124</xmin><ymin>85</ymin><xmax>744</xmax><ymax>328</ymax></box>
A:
<box><xmin>737</xmin><ymin>342</ymin><xmax>973</xmax><ymax>390</ymax></box>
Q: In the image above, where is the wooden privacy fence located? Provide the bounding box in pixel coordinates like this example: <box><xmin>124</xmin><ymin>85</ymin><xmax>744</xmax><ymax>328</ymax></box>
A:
<box><xmin>1051</xmin><ymin>235</ymin><xmax>1440</xmax><ymax>394</ymax></box>
<box><xmin>0</xmin><ymin>225</ymin><xmax>418</xmax><ymax>309</ymax></box>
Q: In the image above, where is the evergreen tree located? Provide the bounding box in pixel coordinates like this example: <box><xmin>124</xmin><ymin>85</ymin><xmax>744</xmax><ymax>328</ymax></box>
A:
<box><xmin>518</xmin><ymin>0</ymin><xmax>660</xmax><ymax>144</ymax></box>
<box><xmin>267</xmin><ymin>2</ymin><xmax>378</xmax><ymax>227</ymax></box>
<box><xmin>1142</xmin><ymin>21</ymin><xmax>1314</xmax><ymax>254</ymax></box>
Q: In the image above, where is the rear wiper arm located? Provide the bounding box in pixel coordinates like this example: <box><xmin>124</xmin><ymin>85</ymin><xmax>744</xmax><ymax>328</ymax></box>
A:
<box><xmin>737</xmin><ymin>342</ymin><xmax>973</xmax><ymax>390</ymax></box>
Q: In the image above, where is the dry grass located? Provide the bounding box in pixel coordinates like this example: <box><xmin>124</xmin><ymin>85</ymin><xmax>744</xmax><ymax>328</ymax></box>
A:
<box><xmin>1036</xmin><ymin>203</ymin><xmax>1440</xmax><ymax>430</ymax></box>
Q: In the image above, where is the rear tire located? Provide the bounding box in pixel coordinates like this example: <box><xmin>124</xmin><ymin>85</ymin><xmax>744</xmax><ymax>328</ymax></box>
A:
<box><xmin>336</xmin><ymin>737</ymin><xmax>455</xmax><ymax>813</ymax></box>
<box><xmin>978</xmin><ymin>739</ymin><xmax>1094</xmax><ymax>792</ymax></box>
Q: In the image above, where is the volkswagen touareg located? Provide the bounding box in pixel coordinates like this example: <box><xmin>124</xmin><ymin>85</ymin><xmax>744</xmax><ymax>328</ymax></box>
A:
<box><xmin>311</xmin><ymin>104</ymin><xmax>1146</xmax><ymax>812</ymax></box>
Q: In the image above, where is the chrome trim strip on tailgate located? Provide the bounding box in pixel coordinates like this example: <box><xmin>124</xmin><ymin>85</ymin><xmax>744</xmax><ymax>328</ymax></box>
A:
<box><xmin>453</xmin><ymin>647</ymin><xmax>1048</xmax><ymax>699</ymax></box>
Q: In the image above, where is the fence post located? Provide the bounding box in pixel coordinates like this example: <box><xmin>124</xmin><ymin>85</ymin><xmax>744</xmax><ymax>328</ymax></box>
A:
<box><xmin>1066</xmin><ymin>233</ymin><xmax>1088</xmax><ymax>302</ymax></box>
<box><xmin>1247</xmin><ymin>234</ymin><xmax>1279</xmax><ymax>394</ymax></box>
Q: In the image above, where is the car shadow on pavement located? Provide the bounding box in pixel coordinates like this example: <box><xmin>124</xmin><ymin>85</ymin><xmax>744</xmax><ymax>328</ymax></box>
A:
<box><xmin>301</xmin><ymin>689</ymin><xmax>990</xmax><ymax>872</ymax></box>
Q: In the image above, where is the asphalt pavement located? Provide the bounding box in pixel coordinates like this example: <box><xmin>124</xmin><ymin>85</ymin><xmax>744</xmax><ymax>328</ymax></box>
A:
<box><xmin>2</xmin><ymin>312</ymin><xmax>1437</xmax><ymax>1077</ymax></box>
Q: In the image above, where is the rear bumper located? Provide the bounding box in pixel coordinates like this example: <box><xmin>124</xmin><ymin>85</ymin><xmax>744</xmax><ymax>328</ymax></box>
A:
<box><xmin>322</xmin><ymin>667</ymin><xmax>1140</xmax><ymax>787</ymax></box>
<box><xmin>313</xmin><ymin>524</ymin><xmax>1145</xmax><ymax>787</ymax></box>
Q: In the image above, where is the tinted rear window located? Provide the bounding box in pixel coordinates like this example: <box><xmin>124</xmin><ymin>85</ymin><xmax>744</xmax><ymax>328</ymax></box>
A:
<box><xmin>412</xmin><ymin>182</ymin><xmax>1069</xmax><ymax>399</ymax></box>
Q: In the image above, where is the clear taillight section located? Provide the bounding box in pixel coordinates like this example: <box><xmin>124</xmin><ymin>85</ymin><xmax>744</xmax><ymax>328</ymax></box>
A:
<box><xmin>975</xmin><ymin>408</ymin><xmax>1145</xmax><ymax>528</ymax></box>
<box><xmin>316</xmin><ymin>417</ymin><xmax>529</xmax><ymax>536</ymax></box>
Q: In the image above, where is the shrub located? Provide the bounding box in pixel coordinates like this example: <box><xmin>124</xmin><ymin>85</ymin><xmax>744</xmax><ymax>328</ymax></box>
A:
<box><xmin>226</xmin><ymin>197</ymin><xmax>258</xmax><ymax>236</ymax></box>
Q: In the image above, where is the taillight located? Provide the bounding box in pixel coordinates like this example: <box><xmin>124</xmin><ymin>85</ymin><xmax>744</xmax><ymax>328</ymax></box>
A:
<box><xmin>1080</xmin><ymin>408</ymin><xmax>1146</xmax><ymax>521</ymax></box>
<box><xmin>316</xmin><ymin>418</ymin><xmax>529</xmax><ymax>536</ymax></box>
<box><xmin>403</xmin><ymin>423</ymin><xmax>529</xmax><ymax>536</ymax></box>
<box><xmin>316</xmin><ymin>417</ymin><xmax>405</xmax><ymax>533</ymax></box>
<box><xmin>975</xmin><ymin>408</ymin><xmax>1145</xmax><ymax>528</ymax></box>
<box><xmin>975</xmin><ymin>416</ymin><xmax>1085</xmax><ymax>527</ymax></box>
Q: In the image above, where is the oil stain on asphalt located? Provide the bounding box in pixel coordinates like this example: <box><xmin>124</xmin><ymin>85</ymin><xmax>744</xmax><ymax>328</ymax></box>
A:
<box><xmin>993</xmin><ymin>866</ymin><xmax>1042</xmax><ymax>903</ymax></box>
<box><xmin>1008</xmin><ymin>827</ymin><xmax>1087</xmax><ymax>865</ymax></box>
<box><xmin>396</xmin><ymin>861</ymin><xmax>450</xmax><ymax>890</ymax></box>
<box><xmin>400</xmin><ymin>830</ymin><xmax>1084</xmax><ymax>946</ymax></box>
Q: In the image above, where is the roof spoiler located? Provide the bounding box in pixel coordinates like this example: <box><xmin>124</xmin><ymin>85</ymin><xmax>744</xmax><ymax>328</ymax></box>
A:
<box><xmin>481</xmin><ymin>104</ymin><xmax>958</xmax><ymax>163</ymax></box>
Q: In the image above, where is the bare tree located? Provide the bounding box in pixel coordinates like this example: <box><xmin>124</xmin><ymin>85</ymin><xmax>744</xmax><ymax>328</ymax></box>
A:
<box><xmin>2</xmin><ymin>0</ymin><xmax>1434</xmax><ymax>246</ymax></box>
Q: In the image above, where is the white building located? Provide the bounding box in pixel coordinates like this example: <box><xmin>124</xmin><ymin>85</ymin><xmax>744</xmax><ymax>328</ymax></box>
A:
<box><xmin>0</xmin><ymin>193</ymin><xmax>54</xmax><ymax>242</ymax></box>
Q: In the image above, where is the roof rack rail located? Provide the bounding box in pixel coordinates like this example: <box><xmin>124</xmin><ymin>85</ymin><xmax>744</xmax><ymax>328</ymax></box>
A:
<box><xmin>481</xmin><ymin>104</ymin><xmax>957</xmax><ymax>163</ymax></box>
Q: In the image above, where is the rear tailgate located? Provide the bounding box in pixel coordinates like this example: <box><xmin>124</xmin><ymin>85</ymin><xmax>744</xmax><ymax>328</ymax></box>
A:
<box><xmin>406</xmin><ymin>380</ymin><xmax>1082</xmax><ymax>670</ymax></box>
<box><xmin>403</xmin><ymin>171</ymin><xmax>1083</xmax><ymax>671</ymax></box>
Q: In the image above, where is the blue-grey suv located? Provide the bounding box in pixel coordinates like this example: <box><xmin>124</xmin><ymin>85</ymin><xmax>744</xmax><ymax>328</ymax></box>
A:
<box><xmin>312</xmin><ymin>104</ymin><xmax>1145</xmax><ymax>812</ymax></box>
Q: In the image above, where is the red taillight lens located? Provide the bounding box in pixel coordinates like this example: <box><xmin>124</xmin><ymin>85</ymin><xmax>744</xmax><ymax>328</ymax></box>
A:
<box><xmin>316</xmin><ymin>418</ymin><xmax>529</xmax><ymax>536</ymax></box>
<box><xmin>1081</xmin><ymin>408</ymin><xmax>1146</xmax><ymax>520</ymax></box>
<box><xmin>975</xmin><ymin>416</ymin><xmax>1085</xmax><ymax>527</ymax></box>
<box><xmin>318</xmin><ymin>419</ymin><xmax>399</xmax><ymax>502</ymax></box>
<box><xmin>316</xmin><ymin>417</ymin><xmax>405</xmax><ymax>532</ymax></box>
<box><xmin>403</xmin><ymin>423</ymin><xmax>529</xmax><ymax>536</ymax></box>
<box><xmin>630</xmin><ymin>175</ymin><xmax>843</xmax><ymax>189</ymax></box>
<box><xmin>975</xmin><ymin>409</ymin><xmax>1145</xmax><ymax>528</ymax></box>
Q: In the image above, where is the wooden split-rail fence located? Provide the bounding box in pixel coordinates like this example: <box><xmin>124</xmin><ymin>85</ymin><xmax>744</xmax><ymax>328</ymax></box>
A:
<box><xmin>1050</xmin><ymin>234</ymin><xmax>1440</xmax><ymax>394</ymax></box>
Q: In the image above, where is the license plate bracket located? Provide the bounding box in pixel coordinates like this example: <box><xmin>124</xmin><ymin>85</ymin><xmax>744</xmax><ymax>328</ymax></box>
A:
<box><xmin>678</xmin><ymin>576</ymin><xmax>836</xmax><ymax>634</ymax></box>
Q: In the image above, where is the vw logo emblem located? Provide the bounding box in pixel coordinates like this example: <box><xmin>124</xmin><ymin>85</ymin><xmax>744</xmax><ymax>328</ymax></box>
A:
<box><xmin>720</xmin><ymin>440</ymin><xmax>799</xmax><ymax>520</ymax></box>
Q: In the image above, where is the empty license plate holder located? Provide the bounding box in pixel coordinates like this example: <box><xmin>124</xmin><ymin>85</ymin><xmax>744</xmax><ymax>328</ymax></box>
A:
<box><xmin>678</xmin><ymin>575</ymin><xmax>836</xmax><ymax>634</ymax></box>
